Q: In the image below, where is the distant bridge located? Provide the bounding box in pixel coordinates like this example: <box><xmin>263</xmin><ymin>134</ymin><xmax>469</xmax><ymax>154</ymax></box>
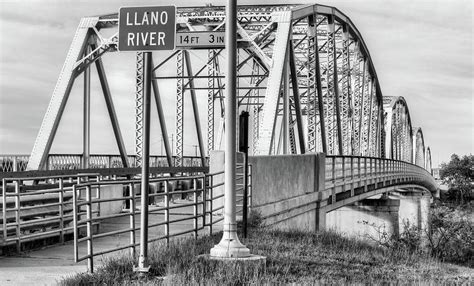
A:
<box><xmin>1</xmin><ymin>4</ymin><xmax>436</xmax><ymax>266</ymax></box>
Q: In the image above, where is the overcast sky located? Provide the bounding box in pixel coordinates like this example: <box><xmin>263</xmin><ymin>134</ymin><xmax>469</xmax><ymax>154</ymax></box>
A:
<box><xmin>0</xmin><ymin>0</ymin><xmax>472</xmax><ymax>166</ymax></box>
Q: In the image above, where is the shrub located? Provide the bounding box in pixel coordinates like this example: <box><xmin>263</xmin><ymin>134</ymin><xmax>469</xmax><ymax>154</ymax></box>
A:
<box><xmin>428</xmin><ymin>203</ymin><xmax>474</xmax><ymax>266</ymax></box>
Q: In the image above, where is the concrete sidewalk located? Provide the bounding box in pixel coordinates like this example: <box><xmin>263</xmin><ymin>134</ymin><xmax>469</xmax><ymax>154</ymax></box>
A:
<box><xmin>0</xmin><ymin>199</ymin><xmax>223</xmax><ymax>285</ymax></box>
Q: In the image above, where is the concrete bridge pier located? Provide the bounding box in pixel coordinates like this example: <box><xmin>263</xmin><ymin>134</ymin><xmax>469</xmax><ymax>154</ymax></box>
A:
<box><xmin>323</xmin><ymin>190</ymin><xmax>431</xmax><ymax>242</ymax></box>
<box><xmin>395</xmin><ymin>190</ymin><xmax>431</xmax><ymax>241</ymax></box>
<box><xmin>325</xmin><ymin>197</ymin><xmax>400</xmax><ymax>241</ymax></box>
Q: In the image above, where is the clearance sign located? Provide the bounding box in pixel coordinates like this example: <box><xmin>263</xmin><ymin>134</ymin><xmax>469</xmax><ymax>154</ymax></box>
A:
<box><xmin>118</xmin><ymin>6</ymin><xmax>176</xmax><ymax>51</ymax></box>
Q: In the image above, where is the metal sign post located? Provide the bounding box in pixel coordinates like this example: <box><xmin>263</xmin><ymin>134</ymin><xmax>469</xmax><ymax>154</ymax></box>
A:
<box><xmin>118</xmin><ymin>5</ymin><xmax>176</xmax><ymax>273</ymax></box>
<box><xmin>210</xmin><ymin>0</ymin><xmax>250</xmax><ymax>258</ymax></box>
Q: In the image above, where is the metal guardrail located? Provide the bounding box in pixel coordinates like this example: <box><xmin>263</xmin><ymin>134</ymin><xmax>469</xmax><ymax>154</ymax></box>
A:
<box><xmin>0</xmin><ymin>154</ymin><xmax>206</xmax><ymax>172</ymax></box>
<box><xmin>0</xmin><ymin>174</ymin><xmax>100</xmax><ymax>251</ymax></box>
<box><xmin>0</xmin><ymin>166</ymin><xmax>211</xmax><ymax>250</ymax></box>
<box><xmin>72</xmin><ymin>164</ymin><xmax>252</xmax><ymax>272</ymax></box>
<box><xmin>323</xmin><ymin>155</ymin><xmax>437</xmax><ymax>210</ymax></box>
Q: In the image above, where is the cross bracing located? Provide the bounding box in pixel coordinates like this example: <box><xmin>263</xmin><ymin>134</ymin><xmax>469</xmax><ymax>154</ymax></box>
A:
<box><xmin>26</xmin><ymin>4</ymin><xmax>430</xmax><ymax>174</ymax></box>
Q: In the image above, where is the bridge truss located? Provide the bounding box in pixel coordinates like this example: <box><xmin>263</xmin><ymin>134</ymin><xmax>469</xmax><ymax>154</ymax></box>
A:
<box><xmin>26</xmin><ymin>4</ymin><xmax>431</xmax><ymax>173</ymax></box>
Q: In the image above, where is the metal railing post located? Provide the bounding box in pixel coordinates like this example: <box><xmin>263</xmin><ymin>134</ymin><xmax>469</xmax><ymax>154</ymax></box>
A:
<box><xmin>86</xmin><ymin>185</ymin><xmax>93</xmax><ymax>272</ymax></box>
<box><xmin>96</xmin><ymin>176</ymin><xmax>101</xmax><ymax>233</ymax></box>
<box><xmin>364</xmin><ymin>157</ymin><xmax>368</xmax><ymax>190</ymax></box>
<box><xmin>350</xmin><ymin>157</ymin><xmax>354</xmax><ymax>197</ymax></box>
<box><xmin>59</xmin><ymin>178</ymin><xmax>64</xmax><ymax>244</ymax></box>
<box><xmin>129</xmin><ymin>183</ymin><xmax>136</xmax><ymax>258</ymax></box>
<box><xmin>13</xmin><ymin>157</ymin><xmax>17</xmax><ymax>172</ymax></box>
<box><xmin>14</xmin><ymin>180</ymin><xmax>20</xmax><ymax>252</ymax></box>
<box><xmin>73</xmin><ymin>184</ymin><xmax>78</xmax><ymax>263</ymax></box>
<box><xmin>2</xmin><ymin>179</ymin><xmax>7</xmax><ymax>244</ymax></box>
<box><xmin>193</xmin><ymin>178</ymin><xmax>198</xmax><ymax>238</ymax></box>
<box><xmin>164</xmin><ymin>180</ymin><xmax>170</xmax><ymax>245</ymax></box>
<box><xmin>248</xmin><ymin>164</ymin><xmax>252</xmax><ymax>208</ymax></box>
<box><xmin>209</xmin><ymin>175</ymin><xmax>213</xmax><ymax>235</ymax></box>
<box><xmin>203</xmin><ymin>176</ymin><xmax>208</xmax><ymax>234</ymax></box>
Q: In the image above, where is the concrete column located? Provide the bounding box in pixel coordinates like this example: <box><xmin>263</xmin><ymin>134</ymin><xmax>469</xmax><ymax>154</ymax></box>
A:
<box><xmin>398</xmin><ymin>192</ymin><xmax>423</xmax><ymax>232</ymax></box>
<box><xmin>419</xmin><ymin>194</ymin><xmax>430</xmax><ymax>243</ymax></box>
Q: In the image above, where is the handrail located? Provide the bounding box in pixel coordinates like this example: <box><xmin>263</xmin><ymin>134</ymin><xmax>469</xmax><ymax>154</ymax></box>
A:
<box><xmin>71</xmin><ymin>168</ymin><xmax>251</xmax><ymax>272</ymax></box>
<box><xmin>322</xmin><ymin>156</ymin><xmax>437</xmax><ymax>212</ymax></box>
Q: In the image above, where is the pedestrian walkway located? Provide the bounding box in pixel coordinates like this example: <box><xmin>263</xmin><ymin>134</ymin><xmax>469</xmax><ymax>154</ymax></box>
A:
<box><xmin>0</xmin><ymin>199</ymin><xmax>223</xmax><ymax>285</ymax></box>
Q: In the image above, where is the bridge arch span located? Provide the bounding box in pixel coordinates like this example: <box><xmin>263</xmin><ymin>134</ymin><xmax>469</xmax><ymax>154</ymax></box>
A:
<box><xmin>412</xmin><ymin>127</ymin><xmax>425</xmax><ymax>168</ymax></box>
<box><xmin>383</xmin><ymin>96</ymin><xmax>413</xmax><ymax>163</ymax></box>
<box><xmin>425</xmin><ymin>146</ymin><xmax>432</xmax><ymax>174</ymax></box>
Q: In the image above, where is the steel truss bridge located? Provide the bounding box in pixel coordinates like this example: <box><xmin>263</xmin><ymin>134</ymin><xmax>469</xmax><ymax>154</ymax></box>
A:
<box><xmin>19</xmin><ymin>3</ymin><xmax>433</xmax><ymax>173</ymax></box>
<box><xmin>0</xmin><ymin>4</ymin><xmax>437</xmax><ymax>257</ymax></box>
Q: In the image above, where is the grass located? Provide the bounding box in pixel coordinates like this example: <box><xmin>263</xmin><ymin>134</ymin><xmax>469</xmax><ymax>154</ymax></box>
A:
<box><xmin>59</xmin><ymin>228</ymin><xmax>473</xmax><ymax>285</ymax></box>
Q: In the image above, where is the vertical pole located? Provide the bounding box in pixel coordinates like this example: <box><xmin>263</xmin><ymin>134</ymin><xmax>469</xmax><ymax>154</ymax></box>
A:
<box><xmin>209</xmin><ymin>175</ymin><xmax>213</xmax><ymax>235</ymax></box>
<box><xmin>59</xmin><ymin>178</ymin><xmax>64</xmax><ymax>244</ymax></box>
<box><xmin>14</xmin><ymin>180</ymin><xmax>20</xmax><ymax>252</ymax></box>
<box><xmin>136</xmin><ymin>51</ymin><xmax>152</xmax><ymax>273</ymax></box>
<box><xmin>193</xmin><ymin>178</ymin><xmax>198</xmax><ymax>238</ymax></box>
<box><xmin>83</xmin><ymin>45</ymin><xmax>91</xmax><ymax>169</ymax></box>
<box><xmin>239</xmin><ymin>111</ymin><xmax>249</xmax><ymax>238</ymax></box>
<box><xmin>2</xmin><ymin>179</ymin><xmax>7</xmax><ymax>244</ymax></box>
<box><xmin>86</xmin><ymin>185</ymin><xmax>93</xmax><ymax>272</ymax></box>
<box><xmin>129</xmin><ymin>183</ymin><xmax>136</xmax><ymax>258</ymax></box>
<box><xmin>210</xmin><ymin>0</ymin><xmax>250</xmax><ymax>258</ymax></box>
<box><xmin>72</xmin><ymin>185</ymin><xmax>78</xmax><ymax>262</ymax></box>
<box><xmin>164</xmin><ymin>180</ymin><xmax>170</xmax><ymax>245</ymax></box>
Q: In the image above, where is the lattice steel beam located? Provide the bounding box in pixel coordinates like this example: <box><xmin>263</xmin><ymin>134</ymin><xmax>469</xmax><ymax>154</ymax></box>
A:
<box><xmin>328</xmin><ymin>16</ymin><xmax>343</xmax><ymax>155</ymax></box>
<box><xmin>341</xmin><ymin>24</ymin><xmax>352</xmax><ymax>155</ymax></box>
<box><xmin>207</xmin><ymin>49</ymin><xmax>216</xmax><ymax>155</ymax></box>
<box><xmin>175</xmin><ymin>51</ymin><xmax>184</xmax><ymax>167</ymax></box>
<box><xmin>135</xmin><ymin>52</ymin><xmax>144</xmax><ymax>167</ymax></box>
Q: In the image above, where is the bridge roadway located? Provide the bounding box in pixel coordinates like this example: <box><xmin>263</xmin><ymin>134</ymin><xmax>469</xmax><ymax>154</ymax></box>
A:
<box><xmin>0</xmin><ymin>199</ymin><xmax>223</xmax><ymax>285</ymax></box>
